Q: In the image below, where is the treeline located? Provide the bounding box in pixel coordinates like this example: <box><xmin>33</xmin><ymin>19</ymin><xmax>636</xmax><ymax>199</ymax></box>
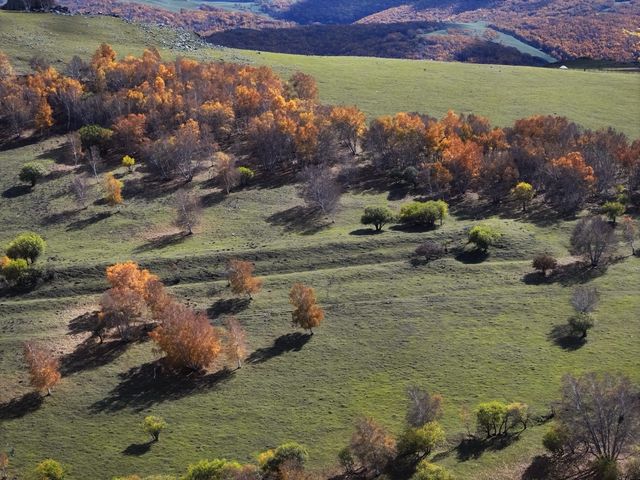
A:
<box><xmin>0</xmin><ymin>46</ymin><xmax>639</xmax><ymax>214</ymax></box>
<box><xmin>360</xmin><ymin>0</ymin><xmax>640</xmax><ymax>62</ymax></box>
<box><xmin>206</xmin><ymin>22</ymin><xmax>547</xmax><ymax>65</ymax></box>
<box><xmin>57</xmin><ymin>0</ymin><xmax>292</xmax><ymax>36</ymax></box>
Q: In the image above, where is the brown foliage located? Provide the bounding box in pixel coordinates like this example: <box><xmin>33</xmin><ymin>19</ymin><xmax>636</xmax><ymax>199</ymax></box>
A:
<box><xmin>289</xmin><ymin>283</ymin><xmax>324</xmax><ymax>333</ymax></box>
<box><xmin>23</xmin><ymin>342</ymin><xmax>61</xmax><ymax>395</ymax></box>
<box><xmin>349</xmin><ymin>417</ymin><xmax>397</xmax><ymax>475</ymax></box>
<box><xmin>227</xmin><ymin>259</ymin><xmax>263</xmax><ymax>298</ymax></box>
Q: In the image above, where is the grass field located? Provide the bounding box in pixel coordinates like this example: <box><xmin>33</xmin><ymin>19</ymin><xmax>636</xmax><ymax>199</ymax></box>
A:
<box><xmin>0</xmin><ymin>10</ymin><xmax>639</xmax><ymax>480</ymax></box>
<box><xmin>0</xmin><ymin>11</ymin><xmax>639</xmax><ymax>138</ymax></box>
<box><xmin>0</xmin><ymin>134</ymin><xmax>638</xmax><ymax>479</ymax></box>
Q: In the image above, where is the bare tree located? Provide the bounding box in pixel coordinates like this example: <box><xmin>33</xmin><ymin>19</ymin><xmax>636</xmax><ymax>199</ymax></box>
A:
<box><xmin>86</xmin><ymin>145</ymin><xmax>101</xmax><ymax>179</ymax></box>
<box><xmin>215</xmin><ymin>151</ymin><xmax>240</xmax><ymax>194</ymax></box>
<box><xmin>223</xmin><ymin>316</ymin><xmax>248</xmax><ymax>369</ymax></box>
<box><xmin>570</xmin><ymin>216</ymin><xmax>616</xmax><ymax>267</ymax></box>
<box><xmin>571</xmin><ymin>286</ymin><xmax>599</xmax><ymax>314</ymax></box>
<box><xmin>71</xmin><ymin>174</ymin><xmax>89</xmax><ymax>209</ymax></box>
<box><xmin>556</xmin><ymin>372</ymin><xmax>640</xmax><ymax>464</ymax></box>
<box><xmin>622</xmin><ymin>216</ymin><xmax>637</xmax><ymax>256</ymax></box>
<box><xmin>300</xmin><ymin>166</ymin><xmax>341</xmax><ymax>214</ymax></box>
<box><xmin>68</xmin><ymin>131</ymin><xmax>82</xmax><ymax>167</ymax></box>
<box><xmin>173</xmin><ymin>189</ymin><xmax>202</xmax><ymax>235</ymax></box>
<box><xmin>406</xmin><ymin>386</ymin><xmax>443</xmax><ymax>428</ymax></box>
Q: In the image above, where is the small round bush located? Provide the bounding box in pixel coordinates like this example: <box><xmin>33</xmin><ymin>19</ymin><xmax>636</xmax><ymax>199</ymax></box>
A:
<box><xmin>183</xmin><ymin>459</ymin><xmax>248</xmax><ymax>480</ymax></box>
<box><xmin>468</xmin><ymin>225</ymin><xmax>500</xmax><ymax>251</ymax></box>
<box><xmin>258</xmin><ymin>442</ymin><xmax>308</xmax><ymax>473</ymax></box>
<box><xmin>361</xmin><ymin>206</ymin><xmax>395</xmax><ymax>232</ymax></box>
<box><xmin>19</xmin><ymin>162</ymin><xmax>48</xmax><ymax>187</ymax></box>
<box><xmin>568</xmin><ymin>313</ymin><xmax>594</xmax><ymax>338</ymax></box>
<box><xmin>238</xmin><ymin>166</ymin><xmax>255</xmax><ymax>185</ymax></box>
<box><xmin>6</xmin><ymin>232</ymin><xmax>46</xmax><ymax>264</ymax></box>
<box><xmin>143</xmin><ymin>415</ymin><xmax>166</xmax><ymax>442</ymax></box>
<box><xmin>415</xmin><ymin>241</ymin><xmax>444</xmax><ymax>262</ymax></box>
<box><xmin>532</xmin><ymin>254</ymin><xmax>557</xmax><ymax>275</ymax></box>
<box><xmin>34</xmin><ymin>459</ymin><xmax>65</xmax><ymax>480</ymax></box>
<box><xmin>411</xmin><ymin>460</ymin><xmax>454</xmax><ymax>480</ymax></box>
<box><xmin>542</xmin><ymin>424</ymin><xmax>567</xmax><ymax>455</ymax></box>
<box><xmin>122</xmin><ymin>155</ymin><xmax>136</xmax><ymax>172</ymax></box>
<box><xmin>1</xmin><ymin>257</ymin><xmax>29</xmax><ymax>284</ymax></box>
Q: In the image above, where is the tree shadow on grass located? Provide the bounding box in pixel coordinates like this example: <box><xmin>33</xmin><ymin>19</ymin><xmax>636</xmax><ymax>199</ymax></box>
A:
<box><xmin>547</xmin><ymin>324</ymin><xmax>586</xmax><ymax>351</ymax></box>
<box><xmin>207</xmin><ymin>297</ymin><xmax>251</xmax><ymax>318</ymax></box>
<box><xmin>66</xmin><ymin>211</ymin><xmax>112</xmax><ymax>231</ymax></box>
<box><xmin>122</xmin><ymin>441</ymin><xmax>153</xmax><ymax>456</ymax></box>
<box><xmin>389</xmin><ymin>223</ymin><xmax>437</xmax><ymax>233</ymax></box>
<box><xmin>247</xmin><ymin>332</ymin><xmax>312</xmax><ymax>365</ymax></box>
<box><xmin>0</xmin><ymin>392</ymin><xmax>44</xmax><ymax>420</ymax></box>
<box><xmin>456</xmin><ymin>434</ymin><xmax>520</xmax><ymax>461</ymax></box>
<box><xmin>266</xmin><ymin>206</ymin><xmax>330</xmax><ymax>235</ymax></box>
<box><xmin>89</xmin><ymin>362</ymin><xmax>234</xmax><ymax>413</ymax></box>
<box><xmin>133</xmin><ymin>232</ymin><xmax>188</xmax><ymax>254</ymax></box>
<box><xmin>2</xmin><ymin>185</ymin><xmax>31</xmax><ymax>198</ymax></box>
<box><xmin>454</xmin><ymin>248</ymin><xmax>489</xmax><ymax>264</ymax></box>
<box><xmin>40</xmin><ymin>208</ymin><xmax>81</xmax><ymax>226</ymax></box>
<box><xmin>522</xmin><ymin>260</ymin><xmax>618</xmax><ymax>287</ymax></box>
<box><xmin>521</xmin><ymin>455</ymin><xmax>557</xmax><ymax>480</ymax></box>
<box><xmin>67</xmin><ymin>311</ymin><xmax>99</xmax><ymax>335</ymax></box>
<box><xmin>349</xmin><ymin>228</ymin><xmax>381</xmax><ymax>236</ymax></box>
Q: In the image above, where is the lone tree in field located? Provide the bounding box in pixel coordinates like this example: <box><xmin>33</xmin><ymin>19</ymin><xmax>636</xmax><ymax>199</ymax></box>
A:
<box><xmin>223</xmin><ymin>316</ymin><xmax>248</xmax><ymax>369</ymax></box>
<box><xmin>226</xmin><ymin>259</ymin><xmax>262</xmax><ymax>299</ymax></box>
<box><xmin>103</xmin><ymin>172</ymin><xmax>123</xmax><ymax>207</ymax></box>
<box><xmin>23</xmin><ymin>342</ymin><xmax>61</xmax><ymax>396</ymax></box>
<box><xmin>468</xmin><ymin>225</ymin><xmax>500</xmax><ymax>252</ymax></box>
<box><xmin>5</xmin><ymin>232</ymin><xmax>46</xmax><ymax>264</ymax></box>
<box><xmin>174</xmin><ymin>189</ymin><xmax>202</xmax><ymax>235</ymax></box>
<box><xmin>532</xmin><ymin>253</ymin><xmax>558</xmax><ymax>276</ymax></box>
<box><xmin>554</xmin><ymin>373</ymin><xmax>640</xmax><ymax>468</ymax></box>
<box><xmin>143</xmin><ymin>415</ymin><xmax>166</xmax><ymax>442</ymax></box>
<box><xmin>567</xmin><ymin>285</ymin><xmax>599</xmax><ymax>338</ymax></box>
<box><xmin>19</xmin><ymin>162</ymin><xmax>47</xmax><ymax>187</ymax></box>
<box><xmin>301</xmin><ymin>166</ymin><xmax>341</xmax><ymax>214</ymax></box>
<box><xmin>512</xmin><ymin>181</ymin><xmax>534</xmax><ymax>212</ymax></box>
<box><xmin>570</xmin><ymin>216</ymin><xmax>615</xmax><ymax>267</ymax></box>
<box><xmin>289</xmin><ymin>283</ymin><xmax>324</xmax><ymax>334</ymax></box>
<box><xmin>361</xmin><ymin>206</ymin><xmax>395</xmax><ymax>232</ymax></box>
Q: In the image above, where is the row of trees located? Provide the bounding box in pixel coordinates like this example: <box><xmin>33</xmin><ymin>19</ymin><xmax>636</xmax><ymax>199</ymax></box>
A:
<box><xmin>2</xmin><ymin>47</ymin><xmax>638</xmax><ymax>216</ymax></box>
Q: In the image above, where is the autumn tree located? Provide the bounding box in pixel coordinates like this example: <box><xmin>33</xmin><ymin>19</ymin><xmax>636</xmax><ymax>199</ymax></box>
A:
<box><xmin>288</xmin><ymin>71</ymin><xmax>318</xmax><ymax>101</ymax></box>
<box><xmin>545</xmin><ymin>152</ymin><xmax>595</xmax><ymax>212</ymax></box>
<box><xmin>329</xmin><ymin>106</ymin><xmax>366</xmax><ymax>155</ymax></box>
<box><xmin>215</xmin><ymin>151</ymin><xmax>240</xmax><ymax>195</ymax></box>
<box><xmin>348</xmin><ymin>417</ymin><xmax>397</xmax><ymax>476</ymax></box>
<box><xmin>23</xmin><ymin>342</ymin><xmax>61</xmax><ymax>396</ymax></box>
<box><xmin>512</xmin><ymin>181</ymin><xmax>534</xmax><ymax>212</ymax></box>
<box><xmin>103</xmin><ymin>172</ymin><xmax>123</xmax><ymax>207</ymax></box>
<box><xmin>398</xmin><ymin>421</ymin><xmax>446</xmax><ymax>459</ymax></box>
<box><xmin>406</xmin><ymin>386</ymin><xmax>443</xmax><ymax>428</ymax></box>
<box><xmin>5</xmin><ymin>232</ymin><xmax>46</xmax><ymax>264</ymax></box>
<box><xmin>122</xmin><ymin>155</ymin><xmax>136</xmax><ymax>173</ymax></box>
<box><xmin>99</xmin><ymin>286</ymin><xmax>147</xmax><ymax>340</ymax></box>
<box><xmin>226</xmin><ymin>259</ymin><xmax>262</xmax><ymax>299</ymax></box>
<box><xmin>223</xmin><ymin>316</ymin><xmax>248</xmax><ymax>369</ymax></box>
<box><xmin>142</xmin><ymin>415</ymin><xmax>166</xmax><ymax>442</ymax></box>
<box><xmin>289</xmin><ymin>283</ymin><xmax>324</xmax><ymax>334</ymax></box>
<box><xmin>570</xmin><ymin>216</ymin><xmax>615</xmax><ymax>267</ymax></box>
<box><xmin>601</xmin><ymin>201</ymin><xmax>625</xmax><ymax>224</ymax></box>
<box><xmin>150</xmin><ymin>301</ymin><xmax>222</xmax><ymax>372</ymax></box>
<box><xmin>174</xmin><ymin>189</ymin><xmax>202</xmax><ymax>235</ymax></box>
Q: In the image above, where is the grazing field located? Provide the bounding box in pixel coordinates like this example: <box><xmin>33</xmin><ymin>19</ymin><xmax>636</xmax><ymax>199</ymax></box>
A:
<box><xmin>1</xmin><ymin>11</ymin><xmax>639</xmax><ymax>137</ymax></box>
<box><xmin>0</xmin><ymin>135</ymin><xmax>639</xmax><ymax>479</ymax></box>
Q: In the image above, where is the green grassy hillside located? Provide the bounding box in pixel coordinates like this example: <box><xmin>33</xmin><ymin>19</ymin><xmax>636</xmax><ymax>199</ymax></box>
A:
<box><xmin>1</xmin><ymin>11</ymin><xmax>638</xmax><ymax>138</ymax></box>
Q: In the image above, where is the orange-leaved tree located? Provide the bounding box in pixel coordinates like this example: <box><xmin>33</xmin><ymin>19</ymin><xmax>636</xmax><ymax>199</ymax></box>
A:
<box><xmin>103</xmin><ymin>172</ymin><xmax>123</xmax><ymax>206</ymax></box>
<box><xmin>149</xmin><ymin>301</ymin><xmax>222</xmax><ymax>372</ymax></box>
<box><xmin>289</xmin><ymin>283</ymin><xmax>324</xmax><ymax>334</ymax></box>
<box><xmin>226</xmin><ymin>259</ymin><xmax>262</xmax><ymax>299</ymax></box>
<box><xmin>23</xmin><ymin>342</ymin><xmax>61</xmax><ymax>396</ymax></box>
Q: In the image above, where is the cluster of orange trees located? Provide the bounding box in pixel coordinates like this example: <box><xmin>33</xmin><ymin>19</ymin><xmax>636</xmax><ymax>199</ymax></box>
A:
<box><xmin>0</xmin><ymin>46</ymin><xmax>638</xmax><ymax>213</ymax></box>
<box><xmin>20</xmin><ymin>260</ymin><xmax>325</xmax><ymax>397</ymax></box>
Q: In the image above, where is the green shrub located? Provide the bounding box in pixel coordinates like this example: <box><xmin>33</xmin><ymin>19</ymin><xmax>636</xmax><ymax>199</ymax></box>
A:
<box><xmin>400</xmin><ymin>201</ymin><xmax>448</xmax><ymax>228</ymax></box>
<box><xmin>238</xmin><ymin>167</ymin><xmax>255</xmax><ymax>185</ymax></box>
<box><xmin>361</xmin><ymin>206</ymin><xmax>395</xmax><ymax>232</ymax></box>
<box><xmin>19</xmin><ymin>162</ymin><xmax>48</xmax><ymax>187</ymax></box>
<box><xmin>258</xmin><ymin>442</ymin><xmax>308</xmax><ymax>474</ymax></box>
<box><xmin>34</xmin><ymin>459</ymin><xmax>65</xmax><ymax>480</ymax></box>
<box><xmin>468</xmin><ymin>225</ymin><xmax>500</xmax><ymax>251</ymax></box>
<box><xmin>142</xmin><ymin>415</ymin><xmax>166</xmax><ymax>442</ymax></box>
<box><xmin>411</xmin><ymin>460</ymin><xmax>454</xmax><ymax>480</ymax></box>
<box><xmin>568</xmin><ymin>313</ymin><xmax>594</xmax><ymax>338</ymax></box>
<box><xmin>6</xmin><ymin>232</ymin><xmax>46</xmax><ymax>264</ymax></box>
<box><xmin>542</xmin><ymin>424</ymin><xmax>568</xmax><ymax>454</ymax></box>
<box><xmin>602</xmin><ymin>201</ymin><xmax>625</xmax><ymax>224</ymax></box>
<box><xmin>79</xmin><ymin>124</ymin><xmax>113</xmax><ymax>150</ymax></box>
<box><xmin>1</xmin><ymin>257</ymin><xmax>29</xmax><ymax>284</ymax></box>
<box><xmin>183</xmin><ymin>459</ymin><xmax>249</xmax><ymax>480</ymax></box>
<box><xmin>399</xmin><ymin>421</ymin><xmax>446</xmax><ymax>457</ymax></box>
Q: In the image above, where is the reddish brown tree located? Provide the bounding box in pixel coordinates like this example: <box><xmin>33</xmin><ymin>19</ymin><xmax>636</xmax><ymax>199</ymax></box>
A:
<box><xmin>23</xmin><ymin>342</ymin><xmax>61</xmax><ymax>396</ymax></box>
<box><xmin>226</xmin><ymin>259</ymin><xmax>263</xmax><ymax>299</ymax></box>
<box><xmin>289</xmin><ymin>283</ymin><xmax>324</xmax><ymax>334</ymax></box>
